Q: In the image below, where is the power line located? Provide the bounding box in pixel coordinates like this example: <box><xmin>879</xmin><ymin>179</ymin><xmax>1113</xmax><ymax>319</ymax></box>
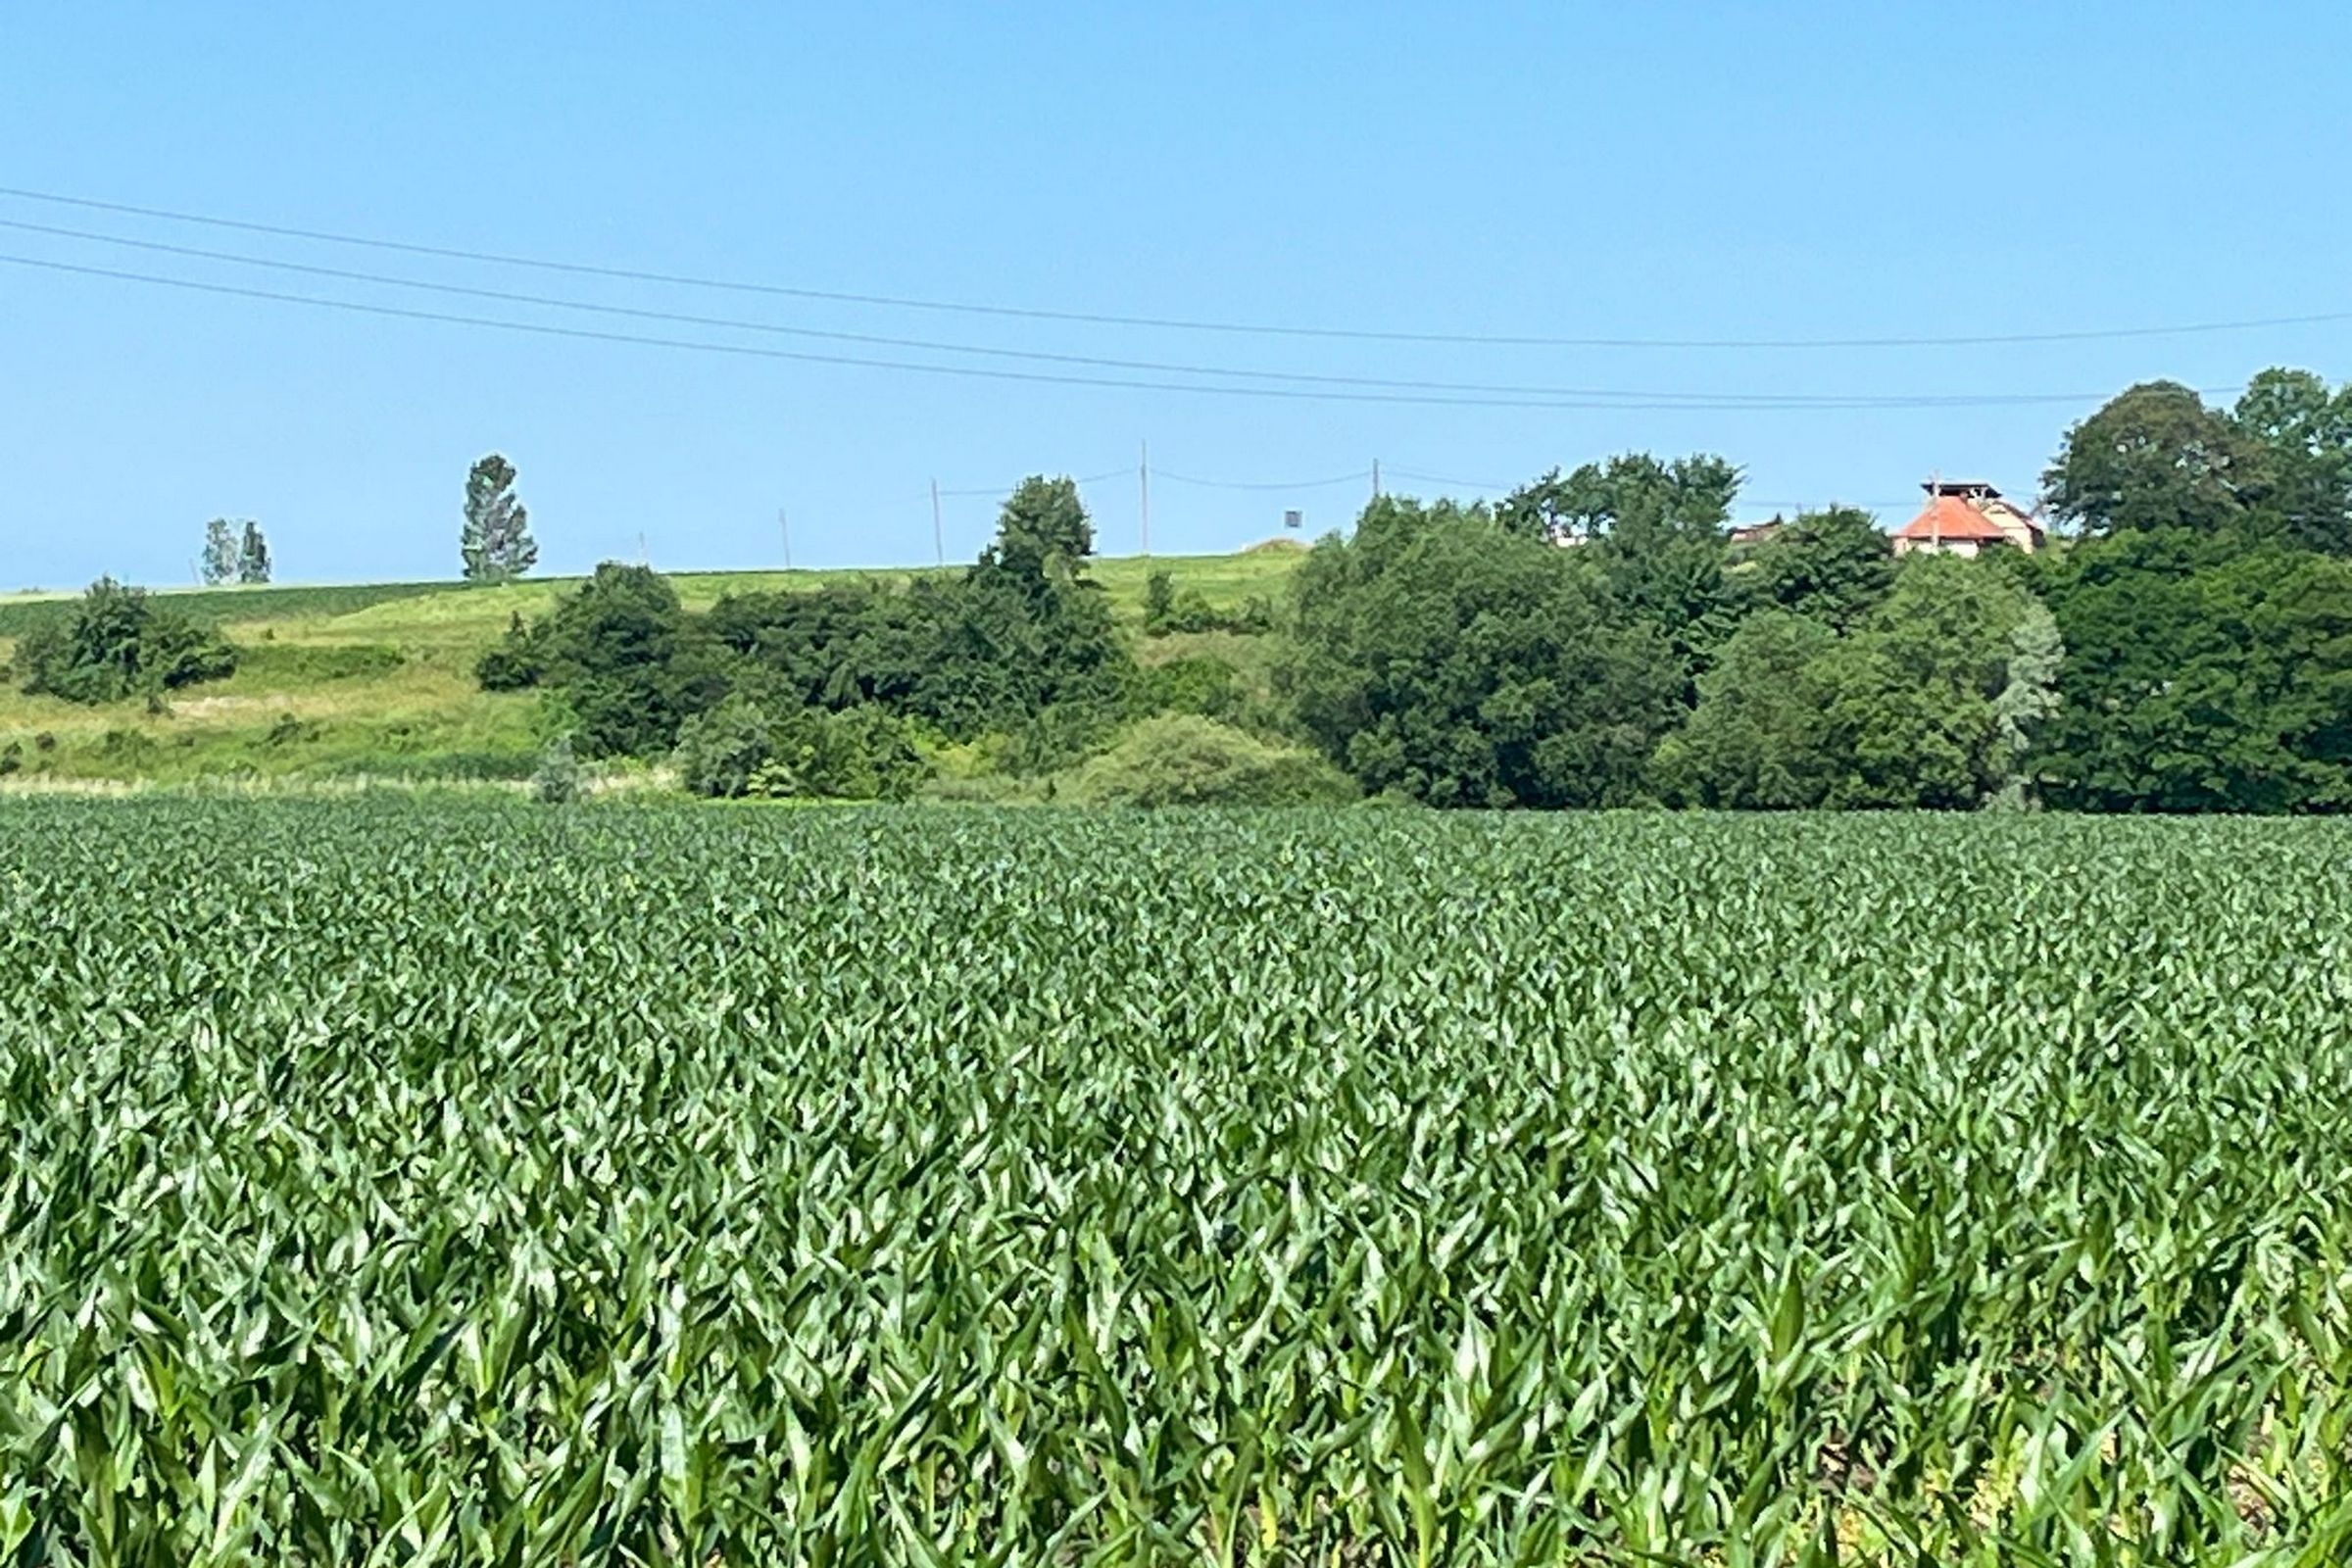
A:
<box><xmin>1376</xmin><ymin>467</ymin><xmax>1930</xmax><ymax>513</ymax></box>
<box><xmin>10</xmin><ymin>251</ymin><xmax>2200</xmax><ymax>414</ymax></box>
<box><xmin>932</xmin><ymin>466</ymin><xmax>1132</xmax><ymax>499</ymax></box>
<box><xmin>5</xmin><ymin>182</ymin><xmax>2344</xmax><ymax>351</ymax></box>
<box><xmin>1383</xmin><ymin>466</ymin><xmax>1515</xmax><ymax>491</ymax></box>
<box><xmin>1155</xmin><ymin>467</ymin><xmax>1372</xmax><ymax>491</ymax></box>
<box><xmin>0</xmin><ymin>217</ymin><xmax>2163</xmax><ymax>410</ymax></box>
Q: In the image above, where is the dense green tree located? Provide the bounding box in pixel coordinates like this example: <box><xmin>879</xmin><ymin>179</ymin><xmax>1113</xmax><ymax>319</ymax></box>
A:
<box><xmin>1499</xmin><ymin>453</ymin><xmax>1740</xmax><ymax>667</ymax></box>
<box><xmin>200</xmin><ymin>519</ymin><xmax>238</xmax><ymax>587</ymax></box>
<box><xmin>2043</xmin><ymin>380</ymin><xmax>2264</xmax><ymax>538</ymax></box>
<box><xmin>1667</xmin><ymin>561</ymin><xmax>2044</xmax><ymax>810</ymax></box>
<box><xmin>1657</xmin><ymin>611</ymin><xmax>1840</xmax><ymax>808</ymax></box>
<box><xmin>1282</xmin><ymin>496</ymin><xmax>1683</xmax><ymax>808</ymax></box>
<box><xmin>698</xmin><ymin>480</ymin><xmax>1129</xmax><ymax>747</ymax></box>
<box><xmin>2232</xmin><ymin>368</ymin><xmax>2352</xmax><ymax>554</ymax></box>
<box><xmin>1815</xmin><ymin>559</ymin><xmax>2041</xmax><ymax>809</ymax></box>
<box><xmin>474</xmin><ymin>612</ymin><xmax>543</xmax><ymax>691</ymax></box>
<box><xmin>13</xmin><ymin>577</ymin><xmax>237</xmax><ymax>705</ymax></box>
<box><xmin>702</xmin><ymin>583</ymin><xmax>928</xmax><ymax>710</ymax></box>
<box><xmin>236</xmin><ymin>521</ymin><xmax>271</xmax><ymax>585</ymax></box>
<box><xmin>981</xmin><ymin>474</ymin><xmax>1093</xmax><ymax>582</ymax></box>
<box><xmin>523</xmin><ymin>564</ymin><xmax>726</xmax><ymax>757</ymax></box>
<box><xmin>2034</xmin><ymin>530</ymin><xmax>2352</xmax><ymax>811</ymax></box>
<box><xmin>1730</xmin><ymin>505</ymin><xmax>1894</xmax><ymax>630</ymax></box>
<box><xmin>461</xmin><ymin>454</ymin><xmax>538</xmax><ymax>582</ymax></box>
<box><xmin>1497</xmin><ymin>453</ymin><xmax>1740</xmax><ymax>546</ymax></box>
<box><xmin>942</xmin><ymin>476</ymin><xmax>1127</xmax><ymax>737</ymax></box>
<box><xmin>495</xmin><ymin>478</ymin><xmax>1131</xmax><ymax>765</ymax></box>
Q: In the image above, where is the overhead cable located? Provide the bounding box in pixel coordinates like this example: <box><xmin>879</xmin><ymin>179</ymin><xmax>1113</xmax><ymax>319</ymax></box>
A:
<box><xmin>4</xmin><ymin>183</ymin><xmax>2342</xmax><ymax>350</ymax></box>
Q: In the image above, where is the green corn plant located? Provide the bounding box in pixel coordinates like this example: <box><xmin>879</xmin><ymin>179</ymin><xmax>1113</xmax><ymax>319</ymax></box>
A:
<box><xmin>1</xmin><ymin>799</ymin><xmax>2349</xmax><ymax>1564</ymax></box>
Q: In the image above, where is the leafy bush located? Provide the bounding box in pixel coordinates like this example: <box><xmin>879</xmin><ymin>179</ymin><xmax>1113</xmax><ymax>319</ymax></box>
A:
<box><xmin>670</xmin><ymin>696</ymin><xmax>772</xmax><ymax>799</ymax></box>
<box><xmin>673</xmin><ymin>697</ymin><xmax>928</xmax><ymax>801</ymax></box>
<box><xmin>497</xmin><ymin>482</ymin><xmax>1133</xmax><ymax>763</ymax></box>
<box><xmin>12</xmin><ymin>577</ymin><xmax>237</xmax><ymax>705</ymax></box>
<box><xmin>473</xmin><ymin>613</ymin><xmax>543</xmax><ymax>691</ymax></box>
<box><xmin>1142</xmin><ymin>570</ymin><xmax>1276</xmax><ymax>636</ymax></box>
<box><xmin>1067</xmin><ymin>714</ymin><xmax>1356</xmax><ymax>807</ymax></box>
<box><xmin>1129</xmin><ymin>655</ymin><xmax>1244</xmax><ymax>722</ymax></box>
<box><xmin>532</xmin><ymin>737</ymin><xmax>582</xmax><ymax>805</ymax></box>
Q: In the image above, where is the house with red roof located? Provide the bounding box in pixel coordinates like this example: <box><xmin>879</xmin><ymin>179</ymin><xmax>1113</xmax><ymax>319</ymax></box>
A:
<box><xmin>1891</xmin><ymin>480</ymin><xmax>2045</xmax><ymax>558</ymax></box>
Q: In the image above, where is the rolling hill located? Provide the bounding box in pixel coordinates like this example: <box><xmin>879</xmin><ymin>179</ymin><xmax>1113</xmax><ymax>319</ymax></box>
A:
<box><xmin>0</xmin><ymin>546</ymin><xmax>1306</xmax><ymax>785</ymax></box>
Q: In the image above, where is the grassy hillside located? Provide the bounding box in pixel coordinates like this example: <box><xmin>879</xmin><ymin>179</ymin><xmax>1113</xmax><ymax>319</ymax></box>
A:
<box><xmin>0</xmin><ymin>544</ymin><xmax>1307</xmax><ymax>785</ymax></box>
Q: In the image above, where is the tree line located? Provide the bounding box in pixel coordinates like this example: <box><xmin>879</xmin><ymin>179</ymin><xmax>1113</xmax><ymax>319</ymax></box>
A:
<box><xmin>450</xmin><ymin>368</ymin><xmax>2350</xmax><ymax>812</ymax></box>
<box><xmin>1284</xmin><ymin>370</ymin><xmax>2351</xmax><ymax>811</ymax></box>
<box><xmin>14</xmin><ymin>370</ymin><xmax>2351</xmax><ymax>811</ymax></box>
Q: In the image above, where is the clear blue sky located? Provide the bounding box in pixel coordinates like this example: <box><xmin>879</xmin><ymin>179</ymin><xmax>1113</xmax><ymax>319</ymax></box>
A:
<box><xmin>7</xmin><ymin>3</ymin><xmax>2350</xmax><ymax>587</ymax></box>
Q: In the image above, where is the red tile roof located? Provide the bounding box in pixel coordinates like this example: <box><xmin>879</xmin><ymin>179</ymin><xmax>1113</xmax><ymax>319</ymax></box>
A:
<box><xmin>1892</xmin><ymin>494</ymin><xmax>2013</xmax><ymax>542</ymax></box>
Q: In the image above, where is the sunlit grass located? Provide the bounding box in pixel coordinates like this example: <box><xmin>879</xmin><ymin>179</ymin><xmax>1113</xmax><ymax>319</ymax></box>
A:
<box><xmin>0</xmin><ymin>550</ymin><xmax>1304</xmax><ymax>782</ymax></box>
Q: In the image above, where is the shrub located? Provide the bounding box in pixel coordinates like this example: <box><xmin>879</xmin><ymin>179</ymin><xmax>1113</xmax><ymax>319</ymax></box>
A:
<box><xmin>996</xmin><ymin>698</ymin><xmax>1123</xmax><ymax>778</ymax></box>
<box><xmin>674</xmin><ymin>698</ymin><xmax>928</xmax><ymax>801</ymax></box>
<box><xmin>673</xmin><ymin>697</ymin><xmax>773</xmax><ymax>800</ymax></box>
<box><xmin>1131</xmin><ymin>655</ymin><xmax>1243</xmax><ymax>722</ymax></box>
<box><xmin>1067</xmin><ymin>714</ymin><xmax>1357</xmax><ymax>808</ymax></box>
<box><xmin>532</xmin><ymin>737</ymin><xmax>582</xmax><ymax>805</ymax></box>
<box><xmin>1142</xmin><ymin>570</ymin><xmax>1276</xmax><ymax>637</ymax></box>
<box><xmin>14</xmin><ymin>578</ymin><xmax>237</xmax><ymax>705</ymax></box>
<box><xmin>474</xmin><ymin>613</ymin><xmax>544</xmax><ymax>691</ymax></box>
<box><xmin>479</xmin><ymin>565</ymin><xmax>727</xmax><ymax>757</ymax></box>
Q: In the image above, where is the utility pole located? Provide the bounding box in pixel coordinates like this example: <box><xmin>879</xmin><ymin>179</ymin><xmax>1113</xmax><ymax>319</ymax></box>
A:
<box><xmin>1139</xmin><ymin>439</ymin><xmax>1151</xmax><ymax>557</ymax></box>
<box><xmin>930</xmin><ymin>479</ymin><xmax>945</xmax><ymax>566</ymax></box>
<box><xmin>1371</xmin><ymin>459</ymin><xmax>1382</xmax><ymax>501</ymax></box>
<box><xmin>778</xmin><ymin>508</ymin><xmax>792</xmax><ymax>571</ymax></box>
<box><xmin>637</xmin><ymin>531</ymin><xmax>649</xmax><ymax>565</ymax></box>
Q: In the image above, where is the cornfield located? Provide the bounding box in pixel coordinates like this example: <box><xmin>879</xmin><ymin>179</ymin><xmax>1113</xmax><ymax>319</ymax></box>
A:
<box><xmin>5</xmin><ymin>799</ymin><xmax>2352</xmax><ymax>1565</ymax></box>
